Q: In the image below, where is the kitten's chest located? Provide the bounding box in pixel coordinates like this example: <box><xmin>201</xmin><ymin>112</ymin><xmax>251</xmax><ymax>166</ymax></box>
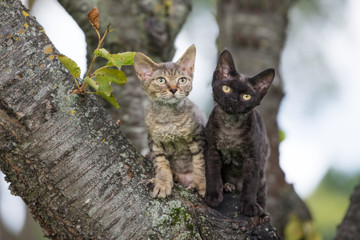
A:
<box><xmin>215</xmin><ymin>119</ymin><xmax>246</xmax><ymax>151</ymax></box>
<box><xmin>212</xmin><ymin>110</ymin><xmax>251</xmax><ymax>165</ymax></box>
<box><xmin>146</xmin><ymin>106</ymin><xmax>200</xmax><ymax>144</ymax></box>
<box><xmin>149</xmin><ymin>121</ymin><xmax>193</xmax><ymax>143</ymax></box>
<box><xmin>220</xmin><ymin>149</ymin><xmax>244</xmax><ymax>166</ymax></box>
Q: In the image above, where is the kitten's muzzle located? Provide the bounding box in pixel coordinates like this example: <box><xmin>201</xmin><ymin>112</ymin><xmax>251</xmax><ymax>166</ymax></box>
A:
<box><xmin>169</xmin><ymin>88</ymin><xmax>178</xmax><ymax>94</ymax></box>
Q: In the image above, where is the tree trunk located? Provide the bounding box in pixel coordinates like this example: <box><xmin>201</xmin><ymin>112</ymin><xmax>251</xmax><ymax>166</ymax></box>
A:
<box><xmin>217</xmin><ymin>0</ymin><xmax>312</xmax><ymax>236</ymax></box>
<box><xmin>335</xmin><ymin>182</ymin><xmax>360</xmax><ymax>239</ymax></box>
<box><xmin>57</xmin><ymin>0</ymin><xmax>192</xmax><ymax>154</ymax></box>
<box><xmin>0</xmin><ymin>0</ymin><xmax>280</xmax><ymax>238</ymax></box>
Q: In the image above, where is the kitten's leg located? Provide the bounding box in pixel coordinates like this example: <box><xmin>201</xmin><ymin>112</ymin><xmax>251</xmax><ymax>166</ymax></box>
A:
<box><xmin>238</xmin><ymin>157</ymin><xmax>264</xmax><ymax>216</ymax></box>
<box><xmin>204</xmin><ymin>141</ymin><xmax>224</xmax><ymax>207</ymax></box>
<box><xmin>189</xmin><ymin>139</ymin><xmax>206</xmax><ymax>197</ymax></box>
<box><xmin>256</xmin><ymin>170</ymin><xmax>267</xmax><ymax>209</ymax></box>
<box><xmin>151</xmin><ymin>143</ymin><xmax>173</xmax><ymax>198</ymax></box>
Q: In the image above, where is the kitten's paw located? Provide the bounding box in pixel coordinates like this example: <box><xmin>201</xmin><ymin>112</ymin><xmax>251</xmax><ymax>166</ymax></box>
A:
<box><xmin>150</xmin><ymin>178</ymin><xmax>173</xmax><ymax>198</ymax></box>
<box><xmin>223</xmin><ymin>182</ymin><xmax>236</xmax><ymax>192</ymax></box>
<box><xmin>191</xmin><ymin>180</ymin><xmax>206</xmax><ymax>197</ymax></box>
<box><xmin>197</xmin><ymin>185</ymin><xmax>206</xmax><ymax>197</ymax></box>
<box><xmin>238</xmin><ymin>200</ymin><xmax>264</xmax><ymax>217</ymax></box>
<box><xmin>205</xmin><ymin>191</ymin><xmax>223</xmax><ymax>208</ymax></box>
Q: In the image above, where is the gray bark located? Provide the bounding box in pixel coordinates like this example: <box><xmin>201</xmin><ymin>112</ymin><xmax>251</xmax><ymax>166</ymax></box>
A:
<box><xmin>335</xmin><ymin>182</ymin><xmax>360</xmax><ymax>239</ymax></box>
<box><xmin>217</xmin><ymin>0</ymin><xmax>312</xmax><ymax>236</ymax></box>
<box><xmin>0</xmin><ymin>0</ymin><xmax>280</xmax><ymax>239</ymax></box>
<box><xmin>57</xmin><ymin>0</ymin><xmax>192</xmax><ymax>155</ymax></box>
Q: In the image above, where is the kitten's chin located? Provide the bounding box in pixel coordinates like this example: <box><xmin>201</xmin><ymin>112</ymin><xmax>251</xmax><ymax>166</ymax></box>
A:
<box><xmin>219</xmin><ymin>105</ymin><xmax>236</xmax><ymax>114</ymax></box>
<box><xmin>220</xmin><ymin>106</ymin><xmax>246</xmax><ymax>115</ymax></box>
<box><xmin>167</xmin><ymin>97</ymin><xmax>183</xmax><ymax>104</ymax></box>
<box><xmin>154</xmin><ymin>97</ymin><xmax>184</xmax><ymax>105</ymax></box>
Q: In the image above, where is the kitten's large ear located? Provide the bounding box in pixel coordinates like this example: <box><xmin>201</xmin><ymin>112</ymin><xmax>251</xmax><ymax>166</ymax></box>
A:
<box><xmin>215</xmin><ymin>49</ymin><xmax>236</xmax><ymax>79</ymax></box>
<box><xmin>250</xmin><ymin>68</ymin><xmax>275</xmax><ymax>98</ymax></box>
<box><xmin>176</xmin><ymin>44</ymin><xmax>196</xmax><ymax>77</ymax></box>
<box><xmin>134</xmin><ymin>52</ymin><xmax>158</xmax><ymax>82</ymax></box>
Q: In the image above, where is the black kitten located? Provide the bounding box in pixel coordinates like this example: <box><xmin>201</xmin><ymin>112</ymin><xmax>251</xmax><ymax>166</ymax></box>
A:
<box><xmin>204</xmin><ymin>49</ymin><xmax>275</xmax><ymax>216</ymax></box>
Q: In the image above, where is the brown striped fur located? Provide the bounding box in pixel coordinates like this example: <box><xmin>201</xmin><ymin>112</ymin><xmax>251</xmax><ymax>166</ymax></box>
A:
<box><xmin>134</xmin><ymin>45</ymin><xmax>206</xmax><ymax>198</ymax></box>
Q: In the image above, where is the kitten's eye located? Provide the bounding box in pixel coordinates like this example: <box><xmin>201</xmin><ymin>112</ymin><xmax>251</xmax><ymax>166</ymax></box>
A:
<box><xmin>241</xmin><ymin>93</ymin><xmax>252</xmax><ymax>101</ymax></box>
<box><xmin>156</xmin><ymin>77</ymin><xmax>166</xmax><ymax>84</ymax></box>
<box><xmin>222</xmin><ymin>85</ymin><xmax>231</xmax><ymax>93</ymax></box>
<box><xmin>178</xmin><ymin>77</ymin><xmax>187</xmax><ymax>84</ymax></box>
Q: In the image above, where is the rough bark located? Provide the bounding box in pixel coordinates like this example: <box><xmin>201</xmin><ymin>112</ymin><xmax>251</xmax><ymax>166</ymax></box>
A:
<box><xmin>57</xmin><ymin>0</ymin><xmax>192</xmax><ymax>154</ymax></box>
<box><xmin>217</xmin><ymin>0</ymin><xmax>312</xmax><ymax>236</ymax></box>
<box><xmin>0</xmin><ymin>0</ymin><xmax>280</xmax><ymax>239</ymax></box>
<box><xmin>335</xmin><ymin>182</ymin><xmax>360</xmax><ymax>239</ymax></box>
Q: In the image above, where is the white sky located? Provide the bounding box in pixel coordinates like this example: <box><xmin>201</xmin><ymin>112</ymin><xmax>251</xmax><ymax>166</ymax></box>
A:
<box><xmin>173</xmin><ymin>3</ymin><xmax>218</xmax><ymax>114</ymax></box>
<box><xmin>279</xmin><ymin>0</ymin><xmax>360</xmax><ymax>196</ymax></box>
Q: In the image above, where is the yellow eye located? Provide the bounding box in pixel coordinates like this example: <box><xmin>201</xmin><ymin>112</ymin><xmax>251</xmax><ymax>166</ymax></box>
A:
<box><xmin>156</xmin><ymin>77</ymin><xmax>166</xmax><ymax>84</ymax></box>
<box><xmin>222</xmin><ymin>85</ymin><xmax>231</xmax><ymax>93</ymax></box>
<box><xmin>241</xmin><ymin>93</ymin><xmax>252</xmax><ymax>101</ymax></box>
<box><xmin>178</xmin><ymin>77</ymin><xmax>187</xmax><ymax>84</ymax></box>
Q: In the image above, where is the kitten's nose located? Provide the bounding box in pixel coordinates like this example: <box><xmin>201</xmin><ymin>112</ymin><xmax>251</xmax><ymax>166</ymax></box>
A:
<box><xmin>169</xmin><ymin>88</ymin><xmax>177</xmax><ymax>94</ymax></box>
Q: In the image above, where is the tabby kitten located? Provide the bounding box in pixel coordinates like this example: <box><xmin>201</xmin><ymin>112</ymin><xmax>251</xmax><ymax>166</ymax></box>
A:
<box><xmin>134</xmin><ymin>45</ymin><xmax>206</xmax><ymax>198</ymax></box>
<box><xmin>205</xmin><ymin>49</ymin><xmax>274</xmax><ymax>216</ymax></box>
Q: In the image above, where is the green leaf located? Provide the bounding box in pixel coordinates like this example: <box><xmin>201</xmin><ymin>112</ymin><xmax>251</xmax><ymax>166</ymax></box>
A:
<box><xmin>94</xmin><ymin>48</ymin><xmax>135</xmax><ymax>68</ymax></box>
<box><xmin>95</xmin><ymin>75</ymin><xmax>113</xmax><ymax>97</ymax></box>
<box><xmin>110</xmin><ymin>52</ymin><xmax>135</xmax><ymax>66</ymax></box>
<box><xmin>279</xmin><ymin>129</ymin><xmax>286</xmax><ymax>143</ymax></box>
<box><xmin>96</xmin><ymin>92</ymin><xmax>120</xmax><ymax>108</ymax></box>
<box><xmin>57</xmin><ymin>55</ymin><xmax>81</xmax><ymax>79</ymax></box>
<box><xmin>94</xmin><ymin>48</ymin><xmax>111</xmax><ymax>59</ymax></box>
<box><xmin>83</xmin><ymin>77</ymin><xmax>99</xmax><ymax>91</ymax></box>
<box><xmin>94</xmin><ymin>68</ymin><xmax>127</xmax><ymax>85</ymax></box>
<box><xmin>94</xmin><ymin>48</ymin><xmax>119</xmax><ymax>68</ymax></box>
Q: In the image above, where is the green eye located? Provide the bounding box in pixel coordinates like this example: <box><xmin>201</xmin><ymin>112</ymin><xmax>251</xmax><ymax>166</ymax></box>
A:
<box><xmin>241</xmin><ymin>93</ymin><xmax>252</xmax><ymax>101</ymax></box>
<box><xmin>156</xmin><ymin>77</ymin><xmax>166</xmax><ymax>84</ymax></box>
<box><xmin>222</xmin><ymin>85</ymin><xmax>231</xmax><ymax>93</ymax></box>
<box><xmin>178</xmin><ymin>77</ymin><xmax>187</xmax><ymax>84</ymax></box>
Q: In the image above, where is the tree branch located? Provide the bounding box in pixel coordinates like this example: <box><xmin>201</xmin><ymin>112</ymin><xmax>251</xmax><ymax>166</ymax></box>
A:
<box><xmin>0</xmin><ymin>0</ymin><xmax>280</xmax><ymax>239</ymax></box>
<box><xmin>335</xmin><ymin>182</ymin><xmax>360</xmax><ymax>239</ymax></box>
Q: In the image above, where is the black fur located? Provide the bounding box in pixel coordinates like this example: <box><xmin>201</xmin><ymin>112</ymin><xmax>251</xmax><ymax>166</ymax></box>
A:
<box><xmin>205</xmin><ymin>49</ymin><xmax>275</xmax><ymax>216</ymax></box>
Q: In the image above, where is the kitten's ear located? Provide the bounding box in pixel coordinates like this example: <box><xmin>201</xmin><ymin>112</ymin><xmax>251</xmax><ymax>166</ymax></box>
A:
<box><xmin>215</xmin><ymin>49</ymin><xmax>236</xmax><ymax>79</ymax></box>
<box><xmin>134</xmin><ymin>52</ymin><xmax>158</xmax><ymax>82</ymax></box>
<box><xmin>250</xmin><ymin>68</ymin><xmax>275</xmax><ymax>98</ymax></box>
<box><xmin>176</xmin><ymin>44</ymin><xmax>196</xmax><ymax>77</ymax></box>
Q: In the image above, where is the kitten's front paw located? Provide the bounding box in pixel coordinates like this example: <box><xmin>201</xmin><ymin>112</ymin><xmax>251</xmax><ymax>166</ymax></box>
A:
<box><xmin>238</xmin><ymin>199</ymin><xmax>264</xmax><ymax>217</ymax></box>
<box><xmin>223</xmin><ymin>182</ymin><xmax>236</xmax><ymax>192</ymax></box>
<box><xmin>205</xmin><ymin>191</ymin><xmax>223</xmax><ymax>208</ymax></box>
<box><xmin>150</xmin><ymin>178</ymin><xmax>173</xmax><ymax>198</ymax></box>
<box><xmin>191</xmin><ymin>180</ymin><xmax>206</xmax><ymax>197</ymax></box>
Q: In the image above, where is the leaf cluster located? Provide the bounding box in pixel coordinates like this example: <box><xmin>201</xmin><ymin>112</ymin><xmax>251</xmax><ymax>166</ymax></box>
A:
<box><xmin>57</xmin><ymin>7</ymin><xmax>134</xmax><ymax>108</ymax></box>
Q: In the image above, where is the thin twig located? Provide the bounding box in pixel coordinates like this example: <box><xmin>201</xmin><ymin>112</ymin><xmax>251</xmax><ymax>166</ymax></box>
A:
<box><xmin>73</xmin><ymin>77</ymin><xmax>80</xmax><ymax>89</ymax></box>
<box><xmin>85</xmin><ymin>24</ymin><xmax>111</xmax><ymax>78</ymax></box>
<box><xmin>90</xmin><ymin>65</ymin><xmax>108</xmax><ymax>77</ymax></box>
<box><xmin>82</xmin><ymin>24</ymin><xmax>112</xmax><ymax>93</ymax></box>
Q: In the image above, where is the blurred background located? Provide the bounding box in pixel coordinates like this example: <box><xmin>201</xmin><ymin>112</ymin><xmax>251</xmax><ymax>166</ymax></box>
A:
<box><xmin>1</xmin><ymin>0</ymin><xmax>360</xmax><ymax>239</ymax></box>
